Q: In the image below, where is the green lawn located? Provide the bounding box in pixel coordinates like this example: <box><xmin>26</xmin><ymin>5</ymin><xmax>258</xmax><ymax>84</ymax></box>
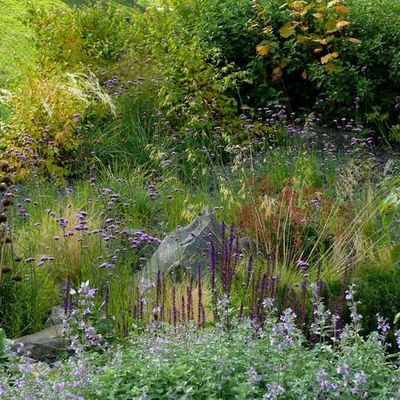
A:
<box><xmin>0</xmin><ymin>0</ymin><xmax>141</xmax><ymax>88</ymax></box>
<box><xmin>0</xmin><ymin>0</ymin><xmax>66</xmax><ymax>87</ymax></box>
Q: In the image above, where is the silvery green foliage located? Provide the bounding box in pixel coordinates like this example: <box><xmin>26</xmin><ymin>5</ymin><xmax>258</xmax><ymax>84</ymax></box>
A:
<box><xmin>1</xmin><ymin>285</ymin><xmax>400</xmax><ymax>399</ymax></box>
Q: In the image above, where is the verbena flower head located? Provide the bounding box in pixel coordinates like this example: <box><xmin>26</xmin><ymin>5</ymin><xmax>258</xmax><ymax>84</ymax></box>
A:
<box><xmin>296</xmin><ymin>259</ymin><xmax>310</xmax><ymax>272</ymax></box>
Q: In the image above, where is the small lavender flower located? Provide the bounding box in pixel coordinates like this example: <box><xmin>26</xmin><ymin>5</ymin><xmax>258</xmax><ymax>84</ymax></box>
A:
<box><xmin>310</xmin><ymin>283</ymin><xmax>331</xmax><ymax>343</ymax></box>
<box><xmin>263</xmin><ymin>382</ymin><xmax>286</xmax><ymax>399</ymax></box>
<box><xmin>395</xmin><ymin>330</ymin><xmax>400</xmax><ymax>365</ymax></box>
<box><xmin>336</xmin><ymin>363</ymin><xmax>351</xmax><ymax>387</ymax></box>
<box><xmin>57</xmin><ymin>218</ymin><xmax>69</xmax><ymax>229</ymax></box>
<box><xmin>341</xmin><ymin>284</ymin><xmax>362</xmax><ymax>341</ymax></box>
<box><xmin>248</xmin><ymin>366</ymin><xmax>263</xmax><ymax>383</ymax></box>
<box><xmin>99</xmin><ymin>262</ymin><xmax>115</xmax><ymax>269</ymax></box>
<box><xmin>315</xmin><ymin>369</ymin><xmax>338</xmax><ymax>391</ymax></box>
<box><xmin>277</xmin><ymin>308</ymin><xmax>298</xmax><ymax>346</ymax></box>
<box><xmin>350</xmin><ymin>371</ymin><xmax>369</xmax><ymax>398</ymax></box>
<box><xmin>376</xmin><ymin>314</ymin><xmax>390</xmax><ymax>347</ymax></box>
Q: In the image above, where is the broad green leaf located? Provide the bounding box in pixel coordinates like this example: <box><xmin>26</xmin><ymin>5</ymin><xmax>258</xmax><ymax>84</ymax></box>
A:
<box><xmin>324</xmin><ymin>61</ymin><xmax>340</xmax><ymax>71</ymax></box>
<box><xmin>328</xmin><ymin>0</ymin><xmax>342</xmax><ymax>7</ymax></box>
<box><xmin>279</xmin><ymin>22</ymin><xmax>296</xmax><ymax>38</ymax></box>
<box><xmin>256</xmin><ymin>44</ymin><xmax>272</xmax><ymax>56</ymax></box>
<box><xmin>290</xmin><ymin>1</ymin><xmax>307</xmax><ymax>11</ymax></box>
<box><xmin>347</xmin><ymin>37</ymin><xmax>362</xmax><ymax>45</ymax></box>
<box><xmin>272</xmin><ymin>66</ymin><xmax>283</xmax><ymax>80</ymax></box>
<box><xmin>325</xmin><ymin>19</ymin><xmax>338</xmax><ymax>32</ymax></box>
<box><xmin>336</xmin><ymin>4</ymin><xmax>350</xmax><ymax>14</ymax></box>
<box><xmin>336</xmin><ymin>20</ymin><xmax>351</xmax><ymax>30</ymax></box>
<box><xmin>321</xmin><ymin>52</ymin><xmax>339</xmax><ymax>64</ymax></box>
<box><xmin>301</xmin><ymin>3</ymin><xmax>315</xmax><ymax>16</ymax></box>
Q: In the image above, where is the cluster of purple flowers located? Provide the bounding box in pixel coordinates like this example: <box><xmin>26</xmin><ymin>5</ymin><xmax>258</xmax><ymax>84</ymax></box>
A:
<box><xmin>296</xmin><ymin>259</ymin><xmax>310</xmax><ymax>272</ymax></box>
<box><xmin>104</xmin><ymin>76</ymin><xmax>139</xmax><ymax>97</ymax></box>
<box><xmin>129</xmin><ymin>231</ymin><xmax>161</xmax><ymax>249</ymax></box>
<box><xmin>75</xmin><ymin>211</ymin><xmax>89</xmax><ymax>232</ymax></box>
<box><xmin>37</xmin><ymin>255</ymin><xmax>55</xmax><ymax>267</ymax></box>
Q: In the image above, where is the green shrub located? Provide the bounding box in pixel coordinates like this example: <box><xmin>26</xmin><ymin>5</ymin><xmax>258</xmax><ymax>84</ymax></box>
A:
<box><xmin>356</xmin><ymin>264</ymin><xmax>400</xmax><ymax>340</ymax></box>
<box><xmin>27</xmin><ymin>2</ymin><xmax>134</xmax><ymax>72</ymax></box>
<box><xmin>247</xmin><ymin>0</ymin><xmax>400</xmax><ymax>131</ymax></box>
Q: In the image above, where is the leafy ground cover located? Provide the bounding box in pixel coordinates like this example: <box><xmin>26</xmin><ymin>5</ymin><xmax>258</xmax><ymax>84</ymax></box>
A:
<box><xmin>1</xmin><ymin>0</ymin><xmax>400</xmax><ymax>398</ymax></box>
<box><xmin>1</xmin><ymin>284</ymin><xmax>400</xmax><ymax>399</ymax></box>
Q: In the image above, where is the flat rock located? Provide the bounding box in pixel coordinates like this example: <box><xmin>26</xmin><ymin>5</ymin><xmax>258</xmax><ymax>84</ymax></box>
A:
<box><xmin>14</xmin><ymin>324</ymin><xmax>66</xmax><ymax>362</ymax></box>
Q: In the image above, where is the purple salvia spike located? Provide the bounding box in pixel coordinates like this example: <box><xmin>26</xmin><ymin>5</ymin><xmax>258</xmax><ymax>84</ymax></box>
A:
<box><xmin>239</xmin><ymin>256</ymin><xmax>253</xmax><ymax>319</ymax></box>
<box><xmin>316</xmin><ymin>260</ymin><xmax>322</xmax><ymax>283</ymax></box>
<box><xmin>270</xmin><ymin>276</ymin><xmax>277</xmax><ymax>299</ymax></box>
<box><xmin>198</xmin><ymin>268</ymin><xmax>203</xmax><ymax>327</ymax></box>
<box><xmin>104</xmin><ymin>282</ymin><xmax>110</xmax><ymax>319</ymax></box>
<box><xmin>134</xmin><ymin>290</ymin><xmax>140</xmax><ymax>320</ymax></box>
<box><xmin>154</xmin><ymin>270</ymin><xmax>161</xmax><ymax>321</ymax></box>
<box><xmin>223</xmin><ymin>242</ymin><xmax>230</xmax><ymax>294</ymax></box>
<box><xmin>300</xmin><ymin>277</ymin><xmax>307</xmax><ymax>328</ymax></box>
<box><xmin>139</xmin><ymin>298</ymin><xmax>144</xmax><ymax>321</ymax></box>
<box><xmin>250</xmin><ymin>271</ymin><xmax>256</xmax><ymax>320</ymax></box>
<box><xmin>261</xmin><ymin>273</ymin><xmax>268</xmax><ymax>302</ymax></box>
<box><xmin>226</xmin><ymin>225</ymin><xmax>235</xmax><ymax>288</ymax></box>
<box><xmin>290</xmin><ymin>288</ymin><xmax>297</xmax><ymax>316</ymax></box>
<box><xmin>221</xmin><ymin>221</ymin><xmax>226</xmax><ymax>277</ymax></box>
<box><xmin>161</xmin><ymin>273</ymin><xmax>166</xmax><ymax>321</ymax></box>
<box><xmin>187</xmin><ymin>275</ymin><xmax>194</xmax><ymax>320</ymax></box>
<box><xmin>210</xmin><ymin>241</ymin><xmax>216</xmax><ymax>294</ymax></box>
<box><xmin>200</xmin><ymin>303</ymin><xmax>206</xmax><ymax>328</ymax></box>
<box><xmin>64</xmin><ymin>274</ymin><xmax>71</xmax><ymax>316</ymax></box>
<box><xmin>232</xmin><ymin>234</ymin><xmax>240</xmax><ymax>272</ymax></box>
<box><xmin>317</xmin><ymin>279</ymin><xmax>324</xmax><ymax>298</ymax></box>
<box><xmin>172</xmin><ymin>286</ymin><xmax>177</xmax><ymax>328</ymax></box>
<box><xmin>181</xmin><ymin>295</ymin><xmax>186</xmax><ymax>324</ymax></box>
<box><xmin>186</xmin><ymin>285</ymin><xmax>191</xmax><ymax>321</ymax></box>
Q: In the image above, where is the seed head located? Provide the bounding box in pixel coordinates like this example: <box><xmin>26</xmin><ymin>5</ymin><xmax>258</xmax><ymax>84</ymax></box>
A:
<box><xmin>1</xmin><ymin>199</ymin><xmax>12</xmax><ymax>208</ymax></box>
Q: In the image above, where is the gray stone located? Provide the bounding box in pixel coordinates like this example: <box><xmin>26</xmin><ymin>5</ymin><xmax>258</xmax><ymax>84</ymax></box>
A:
<box><xmin>45</xmin><ymin>305</ymin><xmax>65</xmax><ymax>327</ymax></box>
<box><xmin>147</xmin><ymin>207</ymin><xmax>220</xmax><ymax>274</ymax></box>
<box><xmin>14</xmin><ymin>324</ymin><xmax>66</xmax><ymax>362</ymax></box>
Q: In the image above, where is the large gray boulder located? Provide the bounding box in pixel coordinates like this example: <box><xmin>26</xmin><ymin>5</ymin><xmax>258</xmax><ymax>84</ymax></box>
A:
<box><xmin>14</xmin><ymin>324</ymin><xmax>66</xmax><ymax>362</ymax></box>
<box><xmin>147</xmin><ymin>207</ymin><xmax>220</xmax><ymax>274</ymax></box>
<box><xmin>45</xmin><ymin>305</ymin><xmax>65</xmax><ymax>327</ymax></box>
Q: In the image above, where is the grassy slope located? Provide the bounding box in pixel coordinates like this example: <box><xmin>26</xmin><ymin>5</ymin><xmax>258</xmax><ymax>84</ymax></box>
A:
<box><xmin>0</xmin><ymin>0</ymin><xmax>140</xmax><ymax>88</ymax></box>
<box><xmin>0</xmin><ymin>0</ymin><xmax>68</xmax><ymax>87</ymax></box>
